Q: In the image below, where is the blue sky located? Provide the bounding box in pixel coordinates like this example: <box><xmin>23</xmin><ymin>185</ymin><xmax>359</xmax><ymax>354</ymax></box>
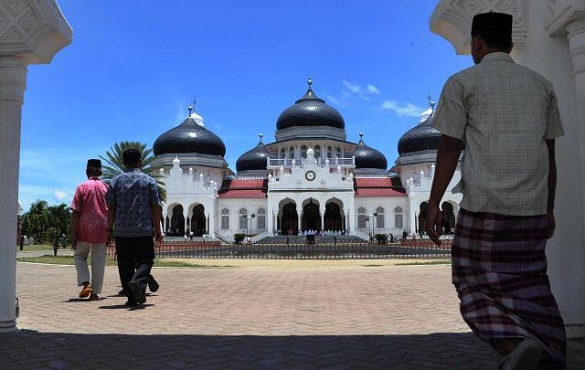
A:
<box><xmin>19</xmin><ymin>0</ymin><xmax>472</xmax><ymax>212</ymax></box>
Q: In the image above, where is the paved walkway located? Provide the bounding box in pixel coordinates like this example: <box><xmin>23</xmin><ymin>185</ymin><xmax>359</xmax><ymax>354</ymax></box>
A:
<box><xmin>3</xmin><ymin>255</ymin><xmax>585</xmax><ymax>369</ymax></box>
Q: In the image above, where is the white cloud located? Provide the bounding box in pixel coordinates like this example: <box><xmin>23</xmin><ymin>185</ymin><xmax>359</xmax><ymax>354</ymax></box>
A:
<box><xmin>380</xmin><ymin>100</ymin><xmax>424</xmax><ymax>117</ymax></box>
<box><xmin>327</xmin><ymin>80</ymin><xmax>382</xmax><ymax>107</ymax></box>
<box><xmin>53</xmin><ymin>190</ymin><xmax>69</xmax><ymax>202</ymax></box>
<box><xmin>367</xmin><ymin>84</ymin><xmax>380</xmax><ymax>95</ymax></box>
<box><xmin>341</xmin><ymin>80</ymin><xmax>381</xmax><ymax>101</ymax></box>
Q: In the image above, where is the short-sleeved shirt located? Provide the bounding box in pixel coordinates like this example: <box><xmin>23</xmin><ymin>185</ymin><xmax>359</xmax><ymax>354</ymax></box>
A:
<box><xmin>433</xmin><ymin>52</ymin><xmax>564</xmax><ymax>216</ymax></box>
<box><xmin>70</xmin><ymin>177</ymin><xmax>108</xmax><ymax>243</ymax></box>
<box><xmin>106</xmin><ymin>168</ymin><xmax>160</xmax><ymax>238</ymax></box>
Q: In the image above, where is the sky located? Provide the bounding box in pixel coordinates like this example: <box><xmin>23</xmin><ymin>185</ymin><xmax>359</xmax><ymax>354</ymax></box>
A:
<box><xmin>18</xmin><ymin>0</ymin><xmax>473</xmax><ymax>212</ymax></box>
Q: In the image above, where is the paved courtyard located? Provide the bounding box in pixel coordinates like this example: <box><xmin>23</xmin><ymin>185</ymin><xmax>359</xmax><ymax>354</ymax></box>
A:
<box><xmin>2</xmin><ymin>258</ymin><xmax>584</xmax><ymax>369</ymax></box>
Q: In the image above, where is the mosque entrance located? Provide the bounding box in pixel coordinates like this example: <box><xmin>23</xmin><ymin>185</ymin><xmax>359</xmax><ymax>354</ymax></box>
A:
<box><xmin>324</xmin><ymin>202</ymin><xmax>343</xmax><ymax>231</ymax></box>
<box><xmin>417</xmin><ymin>201</ymin><xmax>428</xmax><ymax>234</ymax></box>
<box><xmin>301</xmin><ymin>200</ymin><xmax>321</xmax><ymax>231</ymax></box>
<box><xmin>170</xmin><ymin>205</ymin><xmax>185</xmax><ymax>236</ymax></box>
<box><xmin>441</xmin><ymin>201</ymin><xmax>456</xmax><ymax>234</ymax></box>
<box><xmin>190</xmin><ymin>204</ymin><xmax>206</xmax><ymax>236</ymax></box>
<box><xmin>280</xmin><ymin>202</ymin><xmax>298</xmax><ymax>235</ymax></box>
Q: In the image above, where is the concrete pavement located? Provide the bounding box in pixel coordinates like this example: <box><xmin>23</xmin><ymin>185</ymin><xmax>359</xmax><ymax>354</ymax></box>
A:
<box><xmin>2</xmin><ymin>257</ymin><xmax>584</xmax><ymax>369</ymax></box>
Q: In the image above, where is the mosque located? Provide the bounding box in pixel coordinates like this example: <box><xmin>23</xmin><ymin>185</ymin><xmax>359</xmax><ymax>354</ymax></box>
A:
<box><xmin>151</xmin><ymin>78</ymin><xmax>461</xmax><ymax>242</ymax></box>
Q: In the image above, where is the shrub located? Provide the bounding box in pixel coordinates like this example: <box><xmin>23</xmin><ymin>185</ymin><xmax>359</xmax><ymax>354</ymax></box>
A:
<box><xmin>234</xmin><ymin>233</ymin><xmax>245</xmax><ymax>244</ymax></box>
<box><xmin>374</xmin><ymin>234</ymin><xmax>388</xmax><ymax>244</ymax></box>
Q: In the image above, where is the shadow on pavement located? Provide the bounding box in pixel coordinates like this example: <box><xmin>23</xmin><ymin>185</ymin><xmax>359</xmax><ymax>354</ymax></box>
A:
<box><xmin>0</xmin><ymin>331</ymin><xmax>501</xmax><ymax>370</ymax></box>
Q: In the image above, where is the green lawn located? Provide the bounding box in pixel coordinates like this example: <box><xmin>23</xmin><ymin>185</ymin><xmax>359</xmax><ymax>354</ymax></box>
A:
<box><xmin>17</xmin><ymin>255</ymin><xmax>228</xmax><ymax>268</ymax></box>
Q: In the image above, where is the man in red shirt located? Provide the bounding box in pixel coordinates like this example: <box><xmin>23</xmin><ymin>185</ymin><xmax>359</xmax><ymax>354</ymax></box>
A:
<box><xmin>70</xmin><ymin>159</ymin><xmax>109</xmax><ymax>300</ymax></box>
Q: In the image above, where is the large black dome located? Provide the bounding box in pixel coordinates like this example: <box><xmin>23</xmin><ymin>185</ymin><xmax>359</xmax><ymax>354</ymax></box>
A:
<box><xmin>153</xmin><ymin>112</ymin><xmax>226</xmax><ymax>157</ymax></box>
<box><xmin>354</xmin><ymin>133</ymin><xmax>388</xmax><ymax>169</ymax></box>
<box><xmin>236</xmin><ymin>135</ymin><xmax>269</xmax><ymax>172</ymax></box>
<box><xmin>397</xmin><ymin>109</ymin><xmax>442</xmax><ymax>155</ymax></box>
<box><xmin>276</xmin><ymin>79</ymin><xmax>345</xmax><ymax>130</ymax></box>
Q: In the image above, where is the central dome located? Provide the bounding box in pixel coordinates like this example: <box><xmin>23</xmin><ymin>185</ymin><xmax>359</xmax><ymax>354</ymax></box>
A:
<box><xmin>276</xmin><ymin>78</ymin><xmax>345</xmax><ymax>130</ymax></box>
<box><xmin>153</xmin><ymin>107</ymin><xmax>226</xmax><ymax>157</ymax></box>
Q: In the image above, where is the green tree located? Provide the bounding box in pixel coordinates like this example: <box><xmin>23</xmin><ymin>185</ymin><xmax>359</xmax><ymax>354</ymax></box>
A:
<box><xmin>21</xmin><ymin>201</ymin><xmax>71</xmax><ymax>248</ymax></box>
<box><xmin>22</xmin><ymin>200</ymin><xmax>49</xmax><ymax>244</ymax></box>
<box><xmin>100</xmin><ymin>141</ymin><xmax>167</xmax><ymax>201</ymax></box>
<box><xmin>46</xmin><ymin>204</ymin><xmax>70</xmax><ymax>255</ymax></box>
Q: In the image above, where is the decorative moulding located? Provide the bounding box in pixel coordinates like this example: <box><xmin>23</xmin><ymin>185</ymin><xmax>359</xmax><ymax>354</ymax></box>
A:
<box><xmin>430</xmin><ymin>0</ymin><xmax>526</xmax><ymax>55</ymax></box>
<box><xmin>0</xmin><ymin>0</ymin><xmax>72</xmax><ymax>65</ymax></box>
<box><xmin>546</xmin><ymin>0</ymin><xmax>585</xmax><ymax>36</ymax></box>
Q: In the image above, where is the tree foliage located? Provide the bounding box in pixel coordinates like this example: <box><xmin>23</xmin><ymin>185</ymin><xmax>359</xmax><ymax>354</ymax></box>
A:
<box><xmin>21</xmin><ymin>200</ymin><xmax>71</xmax><ymax>245</ymax></box>
<box><xmin>100</xmin><ymin>141</ymin><xmax>167</xmax><ymax>202</ymax></box>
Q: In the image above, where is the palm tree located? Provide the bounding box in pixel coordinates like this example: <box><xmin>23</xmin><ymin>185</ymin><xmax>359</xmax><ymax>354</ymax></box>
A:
<box><xmin>100</xmin><ymin>141</ymin><xmax>167</xmax><ymax>201</ymax></box>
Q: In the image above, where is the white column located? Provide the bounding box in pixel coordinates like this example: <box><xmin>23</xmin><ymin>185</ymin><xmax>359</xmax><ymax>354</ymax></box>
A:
<box><xmin>567</xmin><ymin>17</ymin><xmax>585</xmax><ymax>245</ymax></box>
<box><xmin>296</xmin><ymin>206</ymin><xmax>302</xmax><ymax>232</ymax></box>
<box><xmin>0</xmin><ymin>57</ymin><xmax>27</xmax><ymax>331</ymax></box>
<box><xmin>563</xmin><ymin>17</ymin><xmax>585</xmax><ymax>338</ymax></box>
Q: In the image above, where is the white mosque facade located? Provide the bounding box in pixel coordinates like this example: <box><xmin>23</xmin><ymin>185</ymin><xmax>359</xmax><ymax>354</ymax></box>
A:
<box><xmin>152</xmin><ymin>79</ymin><xmax>462</xmax><ymax>242</ymax></box>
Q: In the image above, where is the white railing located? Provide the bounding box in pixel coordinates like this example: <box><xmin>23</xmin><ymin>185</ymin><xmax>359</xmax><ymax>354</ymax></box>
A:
<box><xmin>267</xmin><ymin>157</ymin><xmax>355</xmax><ymax>168</ymax></box>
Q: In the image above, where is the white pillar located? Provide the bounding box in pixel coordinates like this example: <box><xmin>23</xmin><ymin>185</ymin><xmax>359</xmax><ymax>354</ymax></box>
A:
<box><xmin>562</xmin><ymin>17</ymin><xmax>585</xmax><ymax>338</ymax></box>
<box><xmin>567</xmin><ymin>17</ymin><xmax>585</xmax><ymax>246</ymax></box>
<box><xmin>430</xmin><ymin>0</ymin><xmax>585</xmax><ymax>338</ymax></box>
<box><xmin>0</xmin><ymin>0</ymin><xmax>72</xmax><ymax>332</ymax></box>
<box><xmin>0</xmin><ymin>57</ymin><xmax>27</xmax><ymax>331</ymax></box>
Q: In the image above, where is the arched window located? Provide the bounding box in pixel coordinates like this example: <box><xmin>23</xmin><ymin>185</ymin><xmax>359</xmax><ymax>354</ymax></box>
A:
<box><xmin>336</xmin><ymin>148</ymin><xmax>342</xmax><ymax>158</ymax></box>
<box><xmin>394</xmin><ymin>206</ymin><xmax>403</xmax><ymax>229</ymax></box>
<box><xmin>221</xmin><ymin>208</ymin><xmax>230</xmax><ymax>230</ymax></box>
<box><xmin>257</xmin><ymin>208</ymin><xmax>266</xmax><ymax>230</ymax></box>
<box><xmin>280</xmin><ymin>148</ymin><xmax>286</xmax><ymax>159</ymax></box>
<box><xmin>376</xmin><ymin>207</ymin><xmax>385</xmax><ymax>229</ymax></box>
<box><xmin>289</xmin><ymin>147</ymin><xmax>295</xmax><ymax>159</ymax></box>
<box><xmin>327</xmin><ymin>146</ymin><xmax>333</xmax><ymax>158</ymax></box>
<box><xmin>301</xmin><ymin>145</ymin><xmax>308</xmax><ymax>159</ymax></box>
<box><xmin>239</xmin><ymin>208</ymin><xmax>248</xmax><ymax>229</ymax></box>
<box><xmin>314</xmin><ymin>145</ymin><xmax>321</xmax><ymax>159</ymax></box>
<box><xmin>357</xmin><ymin>207</ymin><xmax>367</xmax><ymax>229</ymax></box>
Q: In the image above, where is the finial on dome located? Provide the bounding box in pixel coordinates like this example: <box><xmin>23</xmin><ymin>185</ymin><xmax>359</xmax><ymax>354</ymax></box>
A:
<box><xmin>359</xmin><ymin>132</ymin><xmax>364</xmax><ymax>143</ymax></box>
<box><xmin>307</xmin><ymin>76</ymin><xmax>313</xmax><ymax>90</ymax></box>
<box><xmin>427</xmin><ymin>92</ymin><xmax>435</xmax><ymax>113</ymax></box>
<box><xmin>188</xmin><ymin>104</ymin><xmax>193</xmax><ymax>117</ymax></box>
<box><xmin>258</xmin><ymin>133</ymin><xmax>263</xmax><ymax>143</ymax></box>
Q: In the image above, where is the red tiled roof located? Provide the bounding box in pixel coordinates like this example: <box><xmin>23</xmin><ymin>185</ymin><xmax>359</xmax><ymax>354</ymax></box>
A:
<box><xmin>354</xmin><ymin>177</ymin><xmax>406</xmax><ymax>197</ymax></box>
<box><xmin>354</xmin><ymin>188</ymin><xmax>405</xmax><ymax>197</ymax></box>
<box><xmin>218</xmin><ymin>189</ymin><xmax>267</xmax><ymax>198</ymax></box>
<box><xmin>217</xmin><ymin>178</ymin><xmax>268</xmax><ymax>198</ymax></box>
<box><xmin>354</xmin><ymin>178</ymin><xmax>394</xmax><ymax>187</ymax></box>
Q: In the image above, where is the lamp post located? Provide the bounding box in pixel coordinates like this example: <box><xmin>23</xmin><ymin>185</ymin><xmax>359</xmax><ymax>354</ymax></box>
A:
<box><xmin>372</xmin><ymin>212</ymin><xmax>378</xmax><ymax>242</ymax></box>
<box><xmin>243</xmin><ymin>213</ymin><xmax>255</xmax><ymax>243</ymax></box>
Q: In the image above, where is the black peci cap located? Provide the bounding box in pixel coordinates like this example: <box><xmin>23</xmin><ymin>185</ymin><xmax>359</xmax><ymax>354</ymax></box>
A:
<box><xmin>86</xmin><ymin>159</ymin><xmax>102</xmax><ymax>169</ymax></box>
<box><xmin>471</xmin><ymin>12</ymin><xmax>512</xmax><ymax>37</ymax></box>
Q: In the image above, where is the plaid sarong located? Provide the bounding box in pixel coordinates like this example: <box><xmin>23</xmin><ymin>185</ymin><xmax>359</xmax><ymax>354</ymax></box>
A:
<box><xmin>452</xmin><ymin>208</ymin><xmax>566</xmax><ymax>368</ymax></box>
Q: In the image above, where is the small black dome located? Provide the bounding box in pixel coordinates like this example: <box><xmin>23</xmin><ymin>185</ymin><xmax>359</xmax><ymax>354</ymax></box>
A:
<box><xmin>354</xmin><ymin>133</ymin><xmax>388</xmax><ymax>169</ymax></box>
<box><xmin>397</xmin><ymin>109</ymin><xmax>442</xmax><ymax>155</ymax></box>
<box><xmin>236</xmin><ymin>135</ymin><xmax>269</xmax><ymax>172</ymax></box>
<box><xmin>276</xmin><ymin>78</ymin><xmax>345</xmax><ymax>130</ymax></box>
<box><xmin>153</xmin><ymin>113</ymin><xmax>226</xmax><ymax>157</ymax></box>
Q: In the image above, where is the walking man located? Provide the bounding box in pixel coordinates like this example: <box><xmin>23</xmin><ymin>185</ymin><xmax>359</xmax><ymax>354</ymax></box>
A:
<box><xmin>426</xmin><ymin>12</ymin><xmax>566</xmax><ymax>370</ymax></box>
<box><xmin>106</xmin><ymin>148</ymin><xmax>163</xmax><ymax>307</ymax></box>
<box><xmin>70</xmin><ymin>159</ymin><xmax>109</xmax><ymax>300</ymax></box>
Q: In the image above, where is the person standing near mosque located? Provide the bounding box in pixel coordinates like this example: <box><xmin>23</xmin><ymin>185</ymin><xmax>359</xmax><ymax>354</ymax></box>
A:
<box><xmin>426</xmin><ymin>12</ymin><xmax>566</xmax><ymax>370</ymax></box>
<box><xmin>106</xmin><ymin>148</ymin><xmax>163</xmax><ymax>307</ymax></box>
<box><xmin>70</xmin><ymin>159</ymin><xmax>109</xmax><ymax>300</ymax></box>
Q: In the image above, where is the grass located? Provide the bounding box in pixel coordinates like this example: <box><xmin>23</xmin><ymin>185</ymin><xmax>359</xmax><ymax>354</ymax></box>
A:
<box><xmin>18</xmin><ymin>243</ymin><xmax>63</xmax><ymax>252</ymax></box>
<box><xmin>16</xmin><ymin>255</ymin><xmax>231</xmax><ymax>268</ymax></box>
<box><xmin>395</xmin><ymin>260</ymin><xmax>451</xmax><ymax>266</ymax></box>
